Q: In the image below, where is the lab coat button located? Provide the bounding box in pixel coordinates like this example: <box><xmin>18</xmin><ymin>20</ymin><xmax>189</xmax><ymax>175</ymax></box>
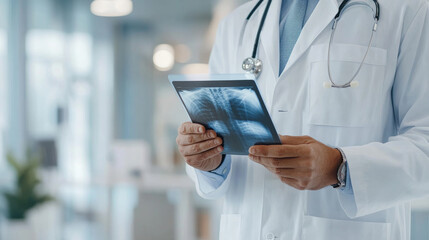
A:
<box><xmin>265</xmin><ymin>233</ymin><xmax>275</xmax><ymax>240</ymax></box>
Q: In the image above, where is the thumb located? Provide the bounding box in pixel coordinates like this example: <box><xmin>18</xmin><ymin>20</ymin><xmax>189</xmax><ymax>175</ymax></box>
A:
<box><xmin>279</xmin><ymin>135</ymin><xmax>313</xmax><ymax>145</ymax></box>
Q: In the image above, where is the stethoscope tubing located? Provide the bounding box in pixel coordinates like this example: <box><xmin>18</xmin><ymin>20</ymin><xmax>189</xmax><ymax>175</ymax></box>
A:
<box><xmin>335</xmin><ymin>0</ymin><xmax>379</xmax><ymax>20</ymax></box>
<box><xmin>242</xmin><ymin>0</ymin><xmax>380</xmax><ymax>85</ymax></box>
<box><xmin>327</xmin><ymin>0</ymin><xmax>379</xmax><ymax>88</ymax></box>
<box><xmin>252</xmin><ymin>0</ymin><xmax>272</xmax><ymax>58</ymax></box>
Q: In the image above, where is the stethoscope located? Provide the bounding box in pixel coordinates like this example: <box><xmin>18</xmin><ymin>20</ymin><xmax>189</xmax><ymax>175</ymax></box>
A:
<box><xmin>241</xmin><ymin>0</ymin><xmax>380</xmax><ymax>89</ymax></box>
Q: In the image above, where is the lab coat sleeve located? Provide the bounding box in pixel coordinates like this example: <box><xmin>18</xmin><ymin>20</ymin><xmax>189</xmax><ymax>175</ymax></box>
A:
<box><xmin>194</xmin><ymin>156</ymin><xmax>231</xmax><ymax>193</ymax></box>
<box><xmin>185</xmin><ymin>18</ymin><xmax>234</xmax><ymax>200</ymax></box>
<box><xmin>186</xmin><ymin>156</ymin><xmax>233</xmax><ymax>199</ymax></box>
<box><xmin>337</xmin><ymin>2</ymin><xmax>429</xmax><ymax>218</ymax></box>
<box><xmin>339</xmin><ymin>163</ymin><xmax>354</xmax><ymax>195</ymax></box>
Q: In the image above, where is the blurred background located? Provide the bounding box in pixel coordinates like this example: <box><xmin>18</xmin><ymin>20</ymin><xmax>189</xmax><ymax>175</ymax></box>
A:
<box><xmin>0</xmin><ymin>0</ymin><xmax>428</xmax><ymax>239</ymax></box>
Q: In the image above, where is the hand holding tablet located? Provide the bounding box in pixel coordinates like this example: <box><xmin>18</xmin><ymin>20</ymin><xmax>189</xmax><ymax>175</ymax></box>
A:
<box><xmin>170</xmin><ymin>74</ymin><xmax>281</xmax><ymax>156</ymax></box>
<box><xmin>176</xmin><ymin>122</ymin><xmax>225</xmax><ymax>171</ymax></box>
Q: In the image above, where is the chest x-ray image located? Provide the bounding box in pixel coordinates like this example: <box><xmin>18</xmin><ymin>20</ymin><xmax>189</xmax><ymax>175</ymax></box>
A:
<box><xmin>175</xmin><ymin>81</ymin><xmax>280</xmax><ymax>155</ymax></box>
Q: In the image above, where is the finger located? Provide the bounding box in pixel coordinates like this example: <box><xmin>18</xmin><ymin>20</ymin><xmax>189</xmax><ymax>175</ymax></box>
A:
<box><xmin>181</xmin><ymin>137</ymin><xmax>223</xmax><ymax>155</ymax></box>
<box><xmin>185</xmin><ymin>146</ymin><xmax>224</xmax><ymax>165</ymax></box>
<box><xmin>179</xmin><ymin>122</ymin><xmax>205</xmax><ymax>134</ymax></box>
<box><xmin>280</xmin><ymin>177</ymin><xmax>305</xmax><ymax>190</ymax></box>
<box><xmin>249</xmin><ymin>155</ymin><xmax>302</xmax><ymax>168</ymax></box>
<box><xmin>176</xmin><ymin>130</ymin><xmax>217</xmax><ymax>145</ymax></box>
<box><xmin>279</xmin><ymin>135</ymin><xmax>313</xmax><ymax>145</ymax></box>
<box><xmin>264</xmin><ymin>166</ymin><xmax>286</xmax><ymax>176</ymax></box>
<box><xmin>249</xmin><ymin>145</ymin><xmax>303</xmax><ymax>158</ymax></box>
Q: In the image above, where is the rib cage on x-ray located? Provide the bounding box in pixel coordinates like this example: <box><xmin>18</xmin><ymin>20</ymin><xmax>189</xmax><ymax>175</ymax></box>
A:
<box><xmin>180</xmin><ymin>87</ymin><xmax>274</xmax><ymax>154</ymax></box>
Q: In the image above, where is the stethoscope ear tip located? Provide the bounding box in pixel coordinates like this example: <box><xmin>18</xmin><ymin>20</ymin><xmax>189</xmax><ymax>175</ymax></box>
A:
<box><xmin>323</xmin><ymin>82</ymin><xmax>333</xmax><ymax>88</ymax></box>
<box><xmin>350</xmin><ymin>81</ymin><xmax>359</xmax><ymax>87</ymax></box>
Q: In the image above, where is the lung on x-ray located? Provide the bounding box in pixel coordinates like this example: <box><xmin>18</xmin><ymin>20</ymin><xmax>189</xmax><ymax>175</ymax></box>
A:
<box><xmin>174</xmin><ymin>80</ymin><xmax>280</xmax><ymax>155</ymax></box>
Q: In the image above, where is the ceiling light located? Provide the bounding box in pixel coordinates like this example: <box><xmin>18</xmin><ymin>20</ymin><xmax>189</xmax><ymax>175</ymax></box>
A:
<box><xmin>91</xmin><ymin>0</ymin><xmax>133</xmax><ymax>17</ymax></box>
<box><xmin>153</xmin><ymin>44</ymin><xmax>175</xmax><ymax>72</ymax></box>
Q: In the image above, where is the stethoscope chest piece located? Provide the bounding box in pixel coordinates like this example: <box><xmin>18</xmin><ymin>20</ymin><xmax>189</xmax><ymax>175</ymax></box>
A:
<box><xmin>242</xmin><ymin>57</ymin><xmax>263</xmax><ymax>78</ymax></box>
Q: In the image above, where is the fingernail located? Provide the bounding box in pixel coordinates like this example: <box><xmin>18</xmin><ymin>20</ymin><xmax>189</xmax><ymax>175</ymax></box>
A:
<box><xmin>199</xmin><ymin>127</ymin><xmax>204</xmax><ymax>133</ymax></box>
<box><xmin>249</xmin><ymin>148</ymin><xmax>255</xmax><ymax>154</ymax></box>
<box><xmin>249</xmin><ymin>155</ymin><xmax>254</xmax><ymax>160</ymax></box>
<box><xmin>215</xmin><ymin>139</ymin><xmax>221</xmax><ymax>145</ymax></box>
<box><xmin>210</xmin><ymin>132</ymin><xmax>215</xmax><ymax>138</ymax></box>
<box><xmin>217</xmin><ymin>146</ymin><xmax>223</xmax><ymax>152</ymax></box>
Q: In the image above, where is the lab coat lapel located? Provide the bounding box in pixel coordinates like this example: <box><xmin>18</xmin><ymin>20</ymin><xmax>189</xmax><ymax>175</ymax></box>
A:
<box><xmin>259</xmin><ymin>0</ymin><xmax>282</xmax><ymax>79</ymax></box>
<box><xmin>282</xmin><ymin>0</ymin><xmax>339</xmax><ymax>75</ymax></box>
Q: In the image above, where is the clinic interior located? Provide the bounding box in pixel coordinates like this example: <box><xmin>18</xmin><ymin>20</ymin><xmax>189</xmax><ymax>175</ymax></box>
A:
<box><xmin>0</xmin><ymin>0</ymin><xmax>429</xmax><ymax>239</ymax></box>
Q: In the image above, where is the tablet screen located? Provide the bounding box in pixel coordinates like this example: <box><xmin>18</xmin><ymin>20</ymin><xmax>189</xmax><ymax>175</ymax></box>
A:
<box><xmin>173</xmin><ymin>80</ymin><xmax>280</xmax><ymax>155</ymax></box>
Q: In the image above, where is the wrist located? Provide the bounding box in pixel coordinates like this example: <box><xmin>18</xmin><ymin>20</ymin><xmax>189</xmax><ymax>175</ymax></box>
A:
<box><xmin>329</xmin><ymin>148</ymin><xmax>343</xmax><ymax>186</ymax></box>
<box><xmin>332</xmin><ymin>148</ymin><xmax>347</xmax><ymax>188</ymax></box>
<box><xmin>208</xmin><ymin>154</ymin><xmax>226</xmax><ymax>172</ymax></box>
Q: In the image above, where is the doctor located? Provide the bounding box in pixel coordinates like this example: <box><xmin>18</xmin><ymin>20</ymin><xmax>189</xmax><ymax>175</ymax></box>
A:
<box><xmin>176</xmin><ymin>0</ymin><xmax>429</xmax><ymax>239</ymax></box>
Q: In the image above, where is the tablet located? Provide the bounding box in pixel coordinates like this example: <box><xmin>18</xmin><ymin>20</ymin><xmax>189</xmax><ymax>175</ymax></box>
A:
<box><xmin>170</xmin><ymin>75</ymin><xmax>281</xmax><ymax>155</ymax></box>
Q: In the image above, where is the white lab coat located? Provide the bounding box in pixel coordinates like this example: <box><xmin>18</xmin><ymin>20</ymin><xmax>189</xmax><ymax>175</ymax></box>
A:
<box><xmin>186</xmin><ymin>0</ymin><xmax>429</xmax><ymax>239</ymax></box>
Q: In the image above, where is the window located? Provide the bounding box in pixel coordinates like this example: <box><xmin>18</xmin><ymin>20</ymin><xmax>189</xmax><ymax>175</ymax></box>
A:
<box><xmin>0</xmin><ymin>0</ymin><xmax>8</xmax><ymax>167</ymax></box>
<box><xmin>26</xmin><ymin>0</ymin><xmax>94</xmax><ymax>182</ymax></box>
